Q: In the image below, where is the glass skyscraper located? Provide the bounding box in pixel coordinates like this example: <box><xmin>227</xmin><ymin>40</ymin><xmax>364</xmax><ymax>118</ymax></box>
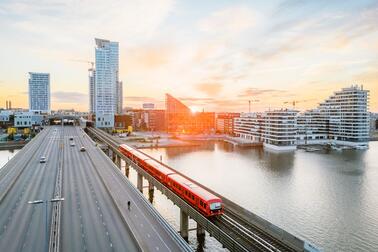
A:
<box><xmin>94</xmin><ymin>38</ymin><xmax>119</xmax><ymax>128</ymax></box>
<box><xmin>28</xmin><ymin>72</ymin><xmax>50</xmax><ymax>113</ymax></box>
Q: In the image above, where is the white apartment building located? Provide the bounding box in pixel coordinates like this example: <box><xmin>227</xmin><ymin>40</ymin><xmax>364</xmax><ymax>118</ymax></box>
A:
<box><xmin>297</xmin><ymin>85</ymin><xmax>369</xmax><ymax>148</ymax></box>
<box><xmin>234</xmin><ymin>85</ymin><xmax>370</xmax><ymax>151</ymax></box>
<box><xmin>28</xmin><ymin>72</ymin><xmax>50</xmax><ymax>114</ymax></box>
<box><xmin>234</xmin><ymin>110</ymin><xmax>297</xmax><ymax>151</ymax></box>
<box><xmin>94</xmin><ymin>38</ymin><xmax>119</xmax><ymax>128</ymax></box>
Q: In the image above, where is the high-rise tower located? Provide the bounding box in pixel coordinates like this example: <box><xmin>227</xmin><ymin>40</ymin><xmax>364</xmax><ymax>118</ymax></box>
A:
<box><xmin>94</xmin><ymin>38</ymin><xmax>119</xmax><ymax>128</ymax></box>
<box><xmin>28</xmin><ymin>72</ymin><xmax>50</xmax><ymax>113</ymax></box>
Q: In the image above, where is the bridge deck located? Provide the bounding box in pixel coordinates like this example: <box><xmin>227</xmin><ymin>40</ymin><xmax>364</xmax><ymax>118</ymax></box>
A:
<box><xmin>0</xmin><ymin>126</ymin><xmax>191</xmax><ymax>252</ymax></box>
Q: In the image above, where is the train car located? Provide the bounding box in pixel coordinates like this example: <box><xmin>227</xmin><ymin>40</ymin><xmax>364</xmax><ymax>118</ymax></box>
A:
<box><xmin>166</xmin><ymin>174</ymin><xmax>223</xmax><ymax>217</ymax></box>
<box><xmin>144</xmin><ymin>159</ymin><xmax>176</xmax><ymax>184</ymax></box>
<box><xmin>119</xmin><ymin>144</ymin><xmax>223</xmax><ymax>217</ymax></box>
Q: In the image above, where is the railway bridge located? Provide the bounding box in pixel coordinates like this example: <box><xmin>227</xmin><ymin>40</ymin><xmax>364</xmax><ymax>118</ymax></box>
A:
<box><xmin>87</xmin><ymin>127</ymin><xmax>319</xmax><ymax>252</ymax></box>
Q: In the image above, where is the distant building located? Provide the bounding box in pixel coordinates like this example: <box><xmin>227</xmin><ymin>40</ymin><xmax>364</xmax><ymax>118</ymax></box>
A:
<box><xmin>234</xmin><ymin>110</ymin><xmax>297</xmax><ymax>151</ymax></box>
<box><xmin>165</xmin><ymin>94</ymin><xmax>215</xmax><ymax>134</ymax></box>
<box><xmin>28</xmin><ymin>72</ymin><xmax>50</xmax><ymax>113</ymax></box>
<box><xmin>14</xmin><ymin>111</ymin><xmax>43</xmax><ymax>128</ymax></box>
<box><xmin>114</xmin><ymin>114</ymin><xmax>133</xmax><ymax>130</ymax></box>
<box><xmin>216</xmin><ymin>113</ymin><xmax>240</xmax><ymax>134</ymax></box>
<box><xmin>297</xmin><ymin>85</ymin><xmax>369</xmax><ymax>148</ymax></box>
<box><xmin>117</xmin><ymin>81</ymin><xmax>123</xmax><ymax>114</ymax></box>
<box><xmin>143</xmin><ymin>103</ymin><xmax>155</xmax><ymax>110</ymax></box>
<box><xmin>130</xmin><ymin>109</ymin><xmax>165</xmax><ymax>131</ymax></box>
<box><xmin>88</xmin><ymin>67</ymin><xmax>96</xmax><ymax>114</ymax></box>
<box><xmin>370</xmin><ymin>113</ymin><xmax>378</xmax><ymax>135</ymax></box>
<box><xmin>94</xmin><ymin>38</ymin><xmax>120</xmax><ymax>128</ymax></box>
<box><xmin>234</xmin><ymin>85</ymin><xmax>370</xmax><ymax>150</ymax></box>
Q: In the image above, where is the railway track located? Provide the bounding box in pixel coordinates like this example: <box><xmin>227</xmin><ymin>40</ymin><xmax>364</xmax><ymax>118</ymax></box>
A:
<box><xmin>88</xmin><ymin>127</ymin><xmax>302</xmax><ymax>252</ymax></box>
<box><xmin>216</xmin><ymin>211</ymin><xmax>296</xmax><ymax>252</ymax></box>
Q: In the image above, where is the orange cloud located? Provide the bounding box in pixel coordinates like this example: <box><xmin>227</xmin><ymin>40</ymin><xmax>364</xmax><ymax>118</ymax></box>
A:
<box><xmin>195</xmin><ymin>82</ymin><xmax>223</xmax><ymax>96</ymax></box>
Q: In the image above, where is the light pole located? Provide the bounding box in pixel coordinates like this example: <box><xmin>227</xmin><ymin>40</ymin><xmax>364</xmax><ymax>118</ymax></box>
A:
<box><xmin>28</xmin><ymin>198</ymin><xmax>64</xmax><ymax>252</ymax></box>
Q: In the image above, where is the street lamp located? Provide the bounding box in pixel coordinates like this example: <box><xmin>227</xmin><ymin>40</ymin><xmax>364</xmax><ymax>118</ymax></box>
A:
<box><xmin>28</xmin><ymin>198</ymin><xmax>64</xmax><ymax>252</ymax></box>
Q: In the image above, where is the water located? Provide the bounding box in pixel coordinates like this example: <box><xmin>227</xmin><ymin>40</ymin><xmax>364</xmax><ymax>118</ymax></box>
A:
<box><xmin>2</xmin><ymin>143</ymin><xmax>377</xmax><ymax>251</ymax></box>
<box><xmin>0</xmin><ymin>149</ymin><xmax>19</xmax><ymax>169</ymax></box>
<box><xmin>142</xmin><ymin>141</ymin><xmax>378</xmax><ymax>252</ymax></box>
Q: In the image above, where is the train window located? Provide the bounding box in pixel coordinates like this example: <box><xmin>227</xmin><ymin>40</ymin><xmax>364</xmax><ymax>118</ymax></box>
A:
<box><xmin>204</xmin><ymin>203</ymin><xmax>207</xmax><ymax>208</ymax></box>
<box><xmin>200</xmin><ymin>201</ymin><xmax>203</xmax><ymax>206</ymax></box>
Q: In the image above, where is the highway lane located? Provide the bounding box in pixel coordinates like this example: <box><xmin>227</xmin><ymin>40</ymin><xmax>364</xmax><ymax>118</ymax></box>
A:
<box><xmin>0</xmin><ymin>126</ymin><xmax>61</xmax><ymax>251</ymax></box>
<box><xmin>61</xmin><ymin>126</ymin><xmax>140</xmax><ymax>252</ymax></box>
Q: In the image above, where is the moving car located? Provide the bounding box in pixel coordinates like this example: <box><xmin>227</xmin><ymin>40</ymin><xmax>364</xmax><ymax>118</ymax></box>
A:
<box><xmin>80</xmin><ymin>147</ymin><xmax>86</xmax><ymax>152</ymax></box>
<box><xmin>40</xmin><ymin>156</ymin><xmax>47</xmax><ymax>163</ymax></box>
<box><xmin>70</xmin><ymin>142</ymin><xmax>75</xmax><ymax>147</ymax></box>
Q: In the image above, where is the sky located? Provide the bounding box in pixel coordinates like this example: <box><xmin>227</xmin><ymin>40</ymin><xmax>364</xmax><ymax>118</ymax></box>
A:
<box><xmin>0</xmin><ymin>0</ymin><xmax>377</xmax><ymax>112</ymax></box>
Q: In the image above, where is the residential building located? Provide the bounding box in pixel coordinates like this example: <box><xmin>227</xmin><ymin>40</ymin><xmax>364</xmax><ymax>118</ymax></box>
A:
<box><xmin>28</xmin><ymin>72</ymin><xmax>50</xmax><ymax>113</ymax></box>
<box><xmin>216</xmin><ymin>113</ymin><xmax>240</xmax><ymax>134</ymax></box>
<box><xmin>165</xmin><ymin>94</ymin><xmax>215</xmax><ymax>134</ymax></box>
<box><xmin>297</xmin><ymin>85</ymin><xmax>369</xmax><ymax>148</ymax></box>
<box><xmin>234</xmin><ymin>85</ymin><xmax>370</xmax><ymax>150</ymax></box>
<box><xmin>234</xmin><ymin>110</ymin><xmax>297</xmax><ymax>151</ymax></box>
<box><xmin>94</xmin><ymin>38</ymin><xmax>119</xmax><ymax>128</ymax></box>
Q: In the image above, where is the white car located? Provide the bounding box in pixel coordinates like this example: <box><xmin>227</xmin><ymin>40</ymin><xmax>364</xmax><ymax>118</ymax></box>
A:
<box><xmin>80</xmin><ymin>147</ymin><xmax>86</xmax><ymax>152</ymax></box>
<box><xmin>40</xmin><ymin>157</ymin><xmax>47</xmax><ymax>163</ymax></box>
<box><xmin>70</xmin><ymin>142</ymin><xmax>76</xmax><ymax>147</ymax></box>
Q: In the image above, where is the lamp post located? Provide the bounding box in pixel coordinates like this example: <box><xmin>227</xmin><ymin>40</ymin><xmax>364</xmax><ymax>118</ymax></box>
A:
<box><xmin>28</xmin><ymin>198</ymin><xmax>64</xmax><ymax>252</ymax></box>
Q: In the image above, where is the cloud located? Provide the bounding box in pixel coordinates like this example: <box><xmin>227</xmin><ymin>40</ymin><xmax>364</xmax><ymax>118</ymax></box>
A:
<box><xmin>195</xmin><ymin>82</ymin><xmax>223</xmax><ymax>96</ymax></box>
<box><xmin>52</xmin><ymin>91</ymin><xmax>87</xmax><ymax>103</ymax></box>
<box><xmin>199</xmin><ymin>6</ymin><xmax>255</xmax><ymax>35</ymax></box>
<box><xmin>179</xmin><ymin>97</ymin><xmax>214</xmax><ymax>102</ymax></box>
<box><xmin>124</xmin><ymin>96</ymin><xmax>159</xmax><ymax>102</ymax></box>
<box><xmin>238</xmin><ymin>88</ymin><xmax>287</xmax><ymax>97</ymax></box>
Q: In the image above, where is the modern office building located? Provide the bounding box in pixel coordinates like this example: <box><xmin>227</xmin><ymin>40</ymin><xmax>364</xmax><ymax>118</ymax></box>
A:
<box><xmin>28</xmin><ymin>72</ymin><xmax>50</xmax><ymax>114</ymax></box>
<box><xmin>94</xmin><ymin>38</ymin><xmax>119</xmax><ymax>128</ymax></box>
<box><xmin>88</xmin><ymin>67</ymin><xmax>96</xmax><ymax>114</ymax></box>
<box><xmin>165</xmin><ymin>94</ymin><xmax>215</xmax><ymax>134</ymax></box>
<box><xmin>117</xmin><ymin>81</ymin><xmax>123</xmax><ymax>114</ymax></box>
<box><xmin>297</xmin><ymin>85</ymin><xmax>370</xmax><ymax>148</ymax></box>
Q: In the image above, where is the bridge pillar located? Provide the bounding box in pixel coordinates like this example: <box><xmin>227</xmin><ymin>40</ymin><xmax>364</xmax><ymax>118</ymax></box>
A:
<box><xmin>115</xmin><ymin>155</ymin><xmax>121</xmax><ymax>169</ymax></box>
<box><xmin>196</xmin><ymin>223</ymin><xmax>205</xmax><ymax>239</ymax></box>
<box><xmin>137</xmin><ymin>173</ymin><xmax>143</xmax><ymax>192</ymax></box>
<box><xmin>180</xmin><ymin>210</ymin><xmax>189</xmax><ymax>241</ymax></box>
<box><xmin>148</xmin><ymin>181</ymin><xmax>154</xmax><ymax>203</ymax></box>
<box><xmin>112</xmin><ymin>152</ymin><xmax>117</xmax><ymax>163</ymax></box>
<box><xmin>125</xmin><ymin>166</ymin><xmax>130</xmax><ymax>177</ymax></box>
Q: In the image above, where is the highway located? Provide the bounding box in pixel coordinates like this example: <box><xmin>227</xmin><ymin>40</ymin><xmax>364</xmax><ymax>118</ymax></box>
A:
<box><xmin>0</xmin><ymin>126</ymin><xmax>191</xmax><ymax>252</ymax></box>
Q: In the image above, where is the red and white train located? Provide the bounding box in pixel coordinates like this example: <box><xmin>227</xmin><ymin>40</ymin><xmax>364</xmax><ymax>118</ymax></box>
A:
<box><xmin>119</xmin><ymin>144</ymin><xmax>224</xmax><ymax>217</ymax></box>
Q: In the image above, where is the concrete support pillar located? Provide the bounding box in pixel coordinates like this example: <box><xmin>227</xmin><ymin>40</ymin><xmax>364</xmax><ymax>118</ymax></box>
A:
<box><xmin>180</xmin><ymin>210</ymin><xmax>189</xmax><ymax>241</ymax></box>
<box><xmin>125</xmin><ymin>166</ymin><xmax>130</xmax><ymax>178</ymax></box>
<box><xmin>148</xmin><ymin>181</ymin><xmax>154</xmax><ymax>203</ymax></box>
<box><xmin>115</xmin><ymin>155</ymin><xmax>121</xmax><ymax>169</ymax></box>
<box><xmin>112</xmin><ymin>152</ymin><xmax>117</xmax><ymax>163</ymax></box>
<box><xmin>196</xmin><ymin>222</ymin><xmax>205</xmax><ymax>239</ymax></box>
<box><xmin>137</xmin><ymin>173</ymin><xmax>143</xmax><ymax>192</ymax></box>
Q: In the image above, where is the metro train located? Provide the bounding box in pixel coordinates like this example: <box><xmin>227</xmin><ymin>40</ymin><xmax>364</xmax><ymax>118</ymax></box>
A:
<box><xmin>119</xmin><ymin>144</ymin><xmax>224</xmax><ymax>217</ymax></box>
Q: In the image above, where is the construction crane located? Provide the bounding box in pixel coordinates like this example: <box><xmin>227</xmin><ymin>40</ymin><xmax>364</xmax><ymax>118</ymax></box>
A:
<box><xmin>70</xmin><ymin>59</ymin><xmax>94</xmax><ymax>69</ymax></box>
<box><xmin>283</xmin><ymin>100</ymin><xmax>309</xmax><ymax>108</ymax></box>
<box><xmin>248</xmin><ymin>99</ymin><xmax>259</xmax><ymax>113</ymax></box>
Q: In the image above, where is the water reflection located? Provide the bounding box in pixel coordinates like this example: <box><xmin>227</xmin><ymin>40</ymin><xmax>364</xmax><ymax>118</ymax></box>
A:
<box><xmin>143</xmin><ymin>141</ymin><xmax>378</xmax><ymax>252</ymax></box>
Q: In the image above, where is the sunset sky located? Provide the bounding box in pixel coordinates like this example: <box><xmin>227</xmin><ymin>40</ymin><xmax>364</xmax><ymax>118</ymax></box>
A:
<box><xmin>0</xmin><ymin>0</ymin><xmax>377</xmax><ymax>112</ymax></box>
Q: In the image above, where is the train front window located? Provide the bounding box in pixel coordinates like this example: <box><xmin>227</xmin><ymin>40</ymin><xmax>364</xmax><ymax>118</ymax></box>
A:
<box><xmin>210</xmin><ymin>202</ymin><xmax>221</xmax><ymax>210</ymax></box>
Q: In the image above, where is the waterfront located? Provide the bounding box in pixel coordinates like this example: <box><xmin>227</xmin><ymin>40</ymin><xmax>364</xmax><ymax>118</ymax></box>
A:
<box><xmin>0</xmin><ymin>149</ymin><xmax>19</xmax><ymax>169</ymax></box>
<box><xmin>1</xmin><ymin>142</ymin><xmax>377</xmax><ymax>251</ymax></box>
<box><xmin>142</xmin><ymin>141</ymin><xmax>378</xmax><ymax>252</ymax></box>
